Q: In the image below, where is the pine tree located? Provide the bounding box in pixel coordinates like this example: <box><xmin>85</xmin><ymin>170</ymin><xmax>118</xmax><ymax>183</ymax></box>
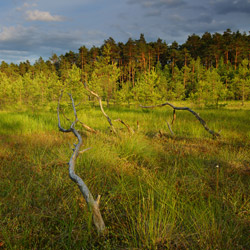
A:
<box><xmin>133</xmin><ymin>68</ymin><xmax>162</xmax><ymax>104</ymax></box>
<box><xmin>89</xmin><ymin>44</ymin><xmax>120</xmax><ymax>106</ymax></box>
<box><xmin>233</xmin><ymin>59</ymin><xmax>250</xmax><ymax>105</ymax></box>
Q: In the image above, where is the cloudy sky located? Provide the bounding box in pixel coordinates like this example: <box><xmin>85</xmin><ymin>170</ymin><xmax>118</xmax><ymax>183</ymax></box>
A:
<box><xmin>0</xmin><ymin>0</ymin><xmax>250</xmax><ymax>64</ymax></box>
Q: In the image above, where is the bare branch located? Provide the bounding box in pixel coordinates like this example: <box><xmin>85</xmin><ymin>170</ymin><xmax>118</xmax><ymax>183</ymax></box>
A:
<box><xmin>68</xmin><ymin>93</ymin><xmax>78</xmax><ymax>123</ymax></box>
<box><xmin>59</xmin><ymin>93</ymin><xmax>97</xmax><ymax>134</ymax></box>
<box><xmin>140</xmin><ymin>102</ymin><xmax>220</xmax><ymax>138</ymax></box>
<box><xmin>83</xmin><ymin>82</ymin><xmax>117</xmax><ymax>134</ymax></box>
<box><xmin>61</xmin><ymin>109</ymin><xmax>71</xmax><ymax>123</ymax></box>
<box><xmin>57</xmin><ymin>91</ymin><xmax>72</xmax><ymax>133</ymax></box>
<box><xmin>83</xmin><ymin>82</ymin><xmax>135</xmax><ymax>134</ymax></box>
<box><xmin>137</xmin><ymin>121</ymin><xmax>140</xmax><ymax>131</ymax></box>
<box><xmin>167</xmin><ymin>121</ymin><xmax>175</xmax><ymax>136</ymax></box>
<box><xmin>79</xmin><ymin>147</ymin><xmax>92</xmax><ymax>154</ymax></box>
<box><xmin>172</xmin><ymin>109</ymin><xmax>176</xmax><ymax>125</ymax></box>
<box><xmin>58</xmin><ymin>92</ymin><xmax>106</xmax><ymax>233</ymax></box>
<box><xmin>79</xmin><ymin>121</ymin><xmax>97</xmax><ymax>134</ymax></box>
<box><xmin>114</xmin><ymin>118</ymin><xmax>135</xmax><ymax>134</ymax></box>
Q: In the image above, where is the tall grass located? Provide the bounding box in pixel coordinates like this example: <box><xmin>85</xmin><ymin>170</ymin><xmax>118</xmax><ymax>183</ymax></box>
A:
<box><xmin>0</xmin><ymin>103</ymin><xmax>249</xmax><ymax>249</ymax></box>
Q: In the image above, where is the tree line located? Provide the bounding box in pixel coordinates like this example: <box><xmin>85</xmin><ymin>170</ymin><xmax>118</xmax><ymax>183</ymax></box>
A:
<box><xmin>0</xmin><ymin>29</ymin><xmax>250</xmax><ymax>108</ymax></box>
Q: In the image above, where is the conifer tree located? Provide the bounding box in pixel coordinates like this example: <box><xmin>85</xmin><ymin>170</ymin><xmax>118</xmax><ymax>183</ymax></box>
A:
<box><xmin>233</xmin><ymin>59</ymin><xmax>250</xmax><ymax>105</ymax></box>
<box><xmin>89</xmin><ymin>44</ymin><xmax>120</xmax><ymax>106</ymax></box>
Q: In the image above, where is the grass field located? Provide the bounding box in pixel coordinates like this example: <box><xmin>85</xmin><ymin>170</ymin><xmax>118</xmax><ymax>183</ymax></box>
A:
<box><xmin>0</xmin><ymin>102</ymin><xmax>249</xmax><ymax>249</ymax></box>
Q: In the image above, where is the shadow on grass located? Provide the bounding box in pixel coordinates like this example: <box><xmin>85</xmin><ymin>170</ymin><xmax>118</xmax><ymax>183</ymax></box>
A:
<box><xmin>0</xmin><ymin>119</ymin><xmax>23</xmax><ymax>134</ymax></box>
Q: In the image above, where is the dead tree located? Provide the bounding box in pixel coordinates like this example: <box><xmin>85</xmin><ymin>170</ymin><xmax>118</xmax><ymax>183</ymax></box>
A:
<box><xmin>57</xmin><ymin>92</ymin><xmax>105</xmax><ymax>233</ymax></box>
<box><xmin>83</xmin><ymin>82</ymin><xmax>117</xmax><ymax>133</ymax></box>
<box><xmin>140</xmin><ymin>102</ymin><xmax>220</xmax><ymax>138</ymax></box>
<box><xmin>83</xmin><ymin>82</ymin><xmax>134</xmax><ymax>134</ymax></box>
<box><xmin>61</xmin><ymin>105</ymin><xmax>97</xmax><ymax>134</ymax></box>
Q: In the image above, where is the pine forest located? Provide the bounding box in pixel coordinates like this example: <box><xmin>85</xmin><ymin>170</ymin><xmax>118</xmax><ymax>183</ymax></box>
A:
<box><xmin>1</xmin><ymin>29</ymin><xmax>250</xmax><ymax>108</ymax></box>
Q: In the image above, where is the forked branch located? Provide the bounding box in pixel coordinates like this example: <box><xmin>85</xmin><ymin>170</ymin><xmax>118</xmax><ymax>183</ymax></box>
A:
<box><xmin>83</xmin><ymin>82</ymin><xmax>117</xmax><ymax>134</ymax></box>
<box><xmin>83</xmin><ymin>82</ymin><xmax>134</xmax><ymax>134</ymax></box>
<box><xmin>140</xmin><ymin>102</ymin><xmax>220</xmax><ymax>138</ymax></box>
<box><xmin>57</xmin><ymin>92</ymin><xmax>105</xmax><ymax>233</ymax></box>
<box><xmin>60</xmin><ymin>104</ymin><xmax>97</xmax><ymax>134</ymax></box>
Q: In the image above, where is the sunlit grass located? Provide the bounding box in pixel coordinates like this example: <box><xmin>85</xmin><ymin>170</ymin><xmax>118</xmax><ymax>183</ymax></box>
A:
<box><xmin>0</xmin><ymin>103</ymin><xmax>249</xmax><ymax>249</ymax></box>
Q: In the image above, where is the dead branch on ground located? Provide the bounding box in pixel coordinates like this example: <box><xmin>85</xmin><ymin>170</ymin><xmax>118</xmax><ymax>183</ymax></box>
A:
<box><xmin>140</xmin><ymin>102</ymin><xmax>220</xmax><ymax>138</ymax></box>
<box><xmin>114</xmin><ymin>118</ymin><xmax>135</xmax><ymax>134</ymax></box>
<box><xmin>57</xmin><ymin>91</ymin><xmax>105</xmax><ymax>233</ymax></box>
<box><xmin>83</xmin><ymin>82</ymin><xmax>117</xmax><ymax>133</ymax></box>
<box><xmin>60</xmin><ymin>104</ymin><xmax>97</xmax><ymax>134</ymax></box>
<box><xmin>167</xmin><ymin>121</ymin><xmax>175</xmax><ymax>136</ymax></box>
<box><xmin>79</xmin><ymin>121</ymin><xmax>97</xmax><ymax>134</ymax></box>
<box><xmin>83</xmin><ymin>82</ymin><xmax>134</xmax><ymax>134</ymax></box>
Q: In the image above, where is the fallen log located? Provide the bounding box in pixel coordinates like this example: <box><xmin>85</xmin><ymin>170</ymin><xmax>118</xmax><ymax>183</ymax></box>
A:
<box><xmin>140</xmin><ymin>102</ymin><xmax>220</xmax><ymax>138</ymax></box>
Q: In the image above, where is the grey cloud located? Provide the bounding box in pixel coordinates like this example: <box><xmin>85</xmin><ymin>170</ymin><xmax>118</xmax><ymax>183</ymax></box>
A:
<box><xmin>189</xmin><ymin>14</ymin><xmax>213</xmax><ymax>24</ymax></box>
<box><xmin>127</xmin><ymin>0</ymin><xmax>186</xmax><ymax>9</ymax></box>
<box><xmin>155</xmin><ymin>14</ymin><xmax>231</xmax><ymax>44</ymax></box>
<box><xmin>170</xmin><ymin>19</ymin><xmax>230</xmax><ymax>38</ymax></box>
<box><xmin>127</xmin><ymin>0</ymin><xmax>187</xmax><ymax>18</ymax></box>
<box><xmin>0</xmin><ymin>25</ymin><xmax>82</xmax><ymax>52</ymax></box>
<box><xmin>80</xmin><ymin>30</ymin><xmax>107</xmax><ymax>47</ymax></box>
<box><xmin>169</xmin><ymin>14</ymin><xmax>185</xmax><ymax>22</ymax></box>
<box><xmin>144</xmin><ymin>9</ymin><xmax>162</xmax><ymax>17</ymax></box>
<box><xmin>186</xmin><ymin>20</ymin><xmax>230</xmax><ymax>34</ymax></box>
<box><xmin>0</xmin><ymin>24</ymin><xmax>109</xmax><ymax>62</ymax></box>
<box><xmin>0</xmin><ymin>49</ymin><xmax>37</xmax><ymax>64</ymax></box>
<box><xmin>0</xmin><ymin>25</ymin><xmax>37</xmax><ymax>48</ymax></box>
<box><xmin>3</xmin><ymin>0</ymin><xmax>250</xmax><ymax>64</ymax></box>
<box><xmin>211</xmin><ymin>0</ymin><xmax>250</xmax><ymax>14</ymax></box>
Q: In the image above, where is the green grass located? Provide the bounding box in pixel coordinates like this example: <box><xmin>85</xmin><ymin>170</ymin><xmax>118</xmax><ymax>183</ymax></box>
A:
<box><xmin>0</xmin><ymin>103</ymin><xmax>249</xmax><ymax>249</ymax></box>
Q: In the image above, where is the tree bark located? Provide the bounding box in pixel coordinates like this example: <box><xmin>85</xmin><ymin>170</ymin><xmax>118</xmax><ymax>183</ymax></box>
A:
<box><xmin>140</xmin><ymin>102</ymin><xmax>220</xmax><ymax>138</ymax></box>
<box><xmin>57</xmin><ymin>92</ymin><xmax>106</xmax><ymax>233</ymax></box>
<box><xmin>83</xmin><ymin>82</ymin><xmax>117</xmax><ymax>134</ymax></box>
<box><xmin>83</xmin><ymin>82</ymin><xmax>134</xmax><ymax>134</ymax></box>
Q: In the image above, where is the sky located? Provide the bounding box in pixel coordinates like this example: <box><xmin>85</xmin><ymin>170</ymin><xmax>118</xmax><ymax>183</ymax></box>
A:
<box><xmin>0</xmin><ymin>0</ymin><xmax>250</xmax><ymax>64</ymax></box>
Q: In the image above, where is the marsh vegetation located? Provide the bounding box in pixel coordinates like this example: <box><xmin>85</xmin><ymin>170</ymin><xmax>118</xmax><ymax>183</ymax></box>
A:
<box><xmin>0</xmin><ymin>103</ymin><xmax>249</xmax><ymax>249</ymax></box>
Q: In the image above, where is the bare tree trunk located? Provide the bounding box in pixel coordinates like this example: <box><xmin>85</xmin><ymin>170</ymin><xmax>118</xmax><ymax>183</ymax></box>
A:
<box><xmin>235</xmin><ymin>47</ymin><xmax>238</xmax><ymax>70</ymax></box>
<box><xmin>57</xmin><ymin>92</ymin><xmax>106</xmax><ymax>233</ymax></box>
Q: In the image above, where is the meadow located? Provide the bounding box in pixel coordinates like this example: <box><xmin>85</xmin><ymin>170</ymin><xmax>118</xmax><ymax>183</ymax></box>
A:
<box><xmin>0</xmin><ymin>102</ymin><xmax>249</xmax><ymax>249</ymax></box>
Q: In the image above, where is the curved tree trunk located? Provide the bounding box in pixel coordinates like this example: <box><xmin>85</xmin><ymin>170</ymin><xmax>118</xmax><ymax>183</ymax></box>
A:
<box><xmin>57</xmin><ymin>92</ymin><xmax>106</xmax><ymax>233</ymax></box>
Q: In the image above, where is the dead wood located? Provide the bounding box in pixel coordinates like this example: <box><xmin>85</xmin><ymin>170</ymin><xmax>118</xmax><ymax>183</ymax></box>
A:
<box><xmin>167</xmin><ymin>121</ymin><xmax>175</xmax><ymax>136</ymax></box>
<box><xmin>83</xmin><ymin>82</ymin><xmax>117</xmax><ymax>133</ymax></box>
<box><xmin>57</xmin><ymin>91</ymin><xmax>106</xmax><ymax>233</ymax></box>
<box><xmin>137</xmin><ymin>120</ymin><xmax>140</xmax><ymax>131</ymax></box>
<box><xmin>83</xmin><ymin>82</ymin><xmax>134</xmax><ymax>134</ymax></box>
<box><xmin>114</xmin><ymin>118</ymin><xmax>135</xmax><ymax>134</ymax></box>
<box><xmin>172</xmin><ymin>109</ymin><xmax>176</xmax><ymax>125</ymax></box>
<box><xmin>140</xmin><ymin>102</ymin><xmax>220</xmax><ymax>138</ymax></box>
<box><xmin>60</xmin><ymin>103</ymin><xmax>97</xmax><ymax>134</ymax></box>
<box><xmin>79</xmin><ymin>121</ymin><xmax>97</xmax><ymax>134</ymax></box>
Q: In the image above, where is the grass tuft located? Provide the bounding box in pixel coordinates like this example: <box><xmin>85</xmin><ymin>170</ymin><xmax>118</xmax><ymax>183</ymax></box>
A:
<box><xmin>0</xmin><ymin>104</ymin><xmax>249</xmax><ymax>249</ymax></box>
